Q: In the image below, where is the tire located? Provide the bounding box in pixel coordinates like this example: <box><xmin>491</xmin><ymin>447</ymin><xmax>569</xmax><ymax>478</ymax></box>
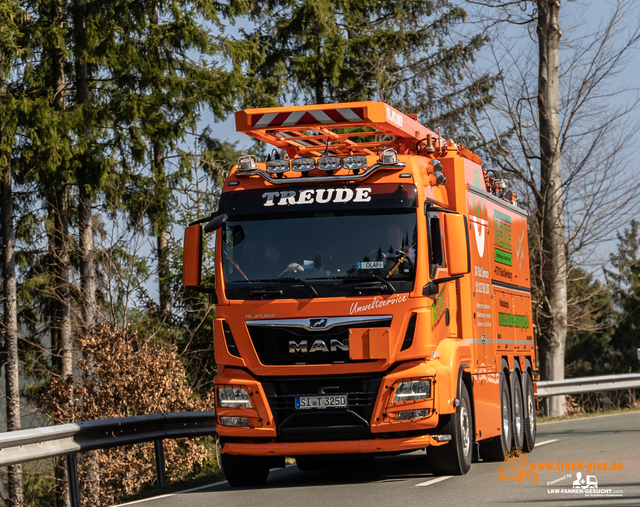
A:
<box><xmin>221</xmin><ymin>453</ymin><xmax>270</xmax><ymax>487</ymax></box>
<box><xmin>481</xmin><ymin>372</ymin><xmax>511</xmax><ymax>461</ymax></box>
<box><xmin>427</xmin><ymin>382</ymin><xmax>473</xmax><ymax>475</ymax></box>
<box><xmin>511</xmin><ymin>372</ymin><xmax>525</xmax><ymax>451</ymax></box>
<box><xmin>522</xmin><ymin>372</ymin><xmax>537</xmax><ymax>452</ymax></box>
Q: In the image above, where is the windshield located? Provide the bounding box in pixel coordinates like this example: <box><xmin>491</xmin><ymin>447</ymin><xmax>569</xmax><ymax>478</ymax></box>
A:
<box><xmin>222</xmin><ymin>211</ymin><xmax>417</xmax><ymax>299</ymax></box>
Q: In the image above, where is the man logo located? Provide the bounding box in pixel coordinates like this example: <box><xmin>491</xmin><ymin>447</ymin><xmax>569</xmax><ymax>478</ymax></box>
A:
<box><xmin>309</xmin><ymin>318</ymin><xmax>328</xmax><ymax>328</ymax></box>
<box><xmin>288</xmin><ymin>339</ymin><xmax>349</xmax><ymax>354</ymax></box>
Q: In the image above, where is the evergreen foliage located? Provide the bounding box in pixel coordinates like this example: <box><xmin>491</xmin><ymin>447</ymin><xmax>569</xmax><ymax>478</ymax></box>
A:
<box><xmin>607</xmin><ymin>220</ymin><xmax>640</xmax><ymax>373</ymax></box>
<box><xmin>244</xmin><ymin>0</ymin><xmax>494</xmax><ymax>137</ymax></box>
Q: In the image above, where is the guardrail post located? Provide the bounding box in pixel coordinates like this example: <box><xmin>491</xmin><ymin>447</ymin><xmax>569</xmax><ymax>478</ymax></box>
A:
<box><xmin>66</xmin><ymin>453</ymin><xmax>81</xmax><ymax>507</ymax></box>
<box><xmin>154</xmin><ymin>439</ymin><xmax>166</xmax><ymax>487</ymax></box>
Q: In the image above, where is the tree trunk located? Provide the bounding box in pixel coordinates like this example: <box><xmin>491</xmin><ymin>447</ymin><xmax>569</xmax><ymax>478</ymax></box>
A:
<box><xmin>1</xmin><ymin>57</ymin><xmax>24</xmax><ymax>504</ymax></box>
<box><xmin>152</xmin><ymin>2</ymin><xmax>171</xmax><ymax>317</ymax></box>
<box><xmin>313</xmin><ymin>18</ymin><xmax>324</xmax><ymax>104</ymax></box>
<box><xmin>48</xmin><ymin>0</ymin><xmax>72</xmax><ymax>501</ymax></box>
<box><xmin>537</xmin><ymin>0</ymin><xmax>567</xmax><ymax>417</ymax></box>
<box><xmin>153</xmin><ymin>141</ymin><xmax>171</xmax><ymax>316</ymax></box>
<box><xmin>49</xmin><ymin>185</ymin><xmax>72</xmax><ymax>507</ymax></box>
<box><xmin>74</xmin><ymin>0</ymin><xmax>101</xmax><ymax>501</ymax></box>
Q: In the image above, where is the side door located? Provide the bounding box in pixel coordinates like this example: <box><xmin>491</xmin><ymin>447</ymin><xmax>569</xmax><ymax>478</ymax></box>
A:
<box><xmin>426</xmin><ymin>210</ymin><xmax>458</xmax><ymax>339</ymax></box>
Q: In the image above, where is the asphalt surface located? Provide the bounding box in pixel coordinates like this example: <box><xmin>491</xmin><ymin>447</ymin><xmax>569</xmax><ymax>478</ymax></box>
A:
<box><xmin>118</xmin><ymin>411</ymin><xmax>640</xmax><ymax>507</ymax></box>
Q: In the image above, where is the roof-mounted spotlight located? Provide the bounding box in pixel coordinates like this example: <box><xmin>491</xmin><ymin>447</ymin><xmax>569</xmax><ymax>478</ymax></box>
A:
<box><xmin>266</xmin><ymin>159</ymin><xmax>290</xmax><ymax>177</ymax></box>
<box><xmin>236</xmin><ymin>155</ymin><xmax>258</xmax><ymax>175</ymax></box>
<box><xmin>317</xmin><ymin>156</ymin><xmax>341</xmax><ymax>172</ymax></box>
<box><xmin>343</xmin><ymin>155</ymin><xmax>367</xmax><ymax>174</ymax></box>
<box><xmin>379</xmin><ymin>148</ymin><xmax>398</xmax><ymax>165</ymax></box>
<box><xmin>291</xmin><ymin>157</ymin><xmax>316</xmax><ymax>175</ymax></box>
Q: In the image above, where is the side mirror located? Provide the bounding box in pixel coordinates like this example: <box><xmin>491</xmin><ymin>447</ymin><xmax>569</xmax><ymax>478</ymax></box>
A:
<box><xmin>444</xmin><ymin>214</ymin><xmax>470</xmax><ymax>276</ymax></box>
<box><xmin>423</xmin><ymin>282</ymin><xmax>439</xmax><ymax>297</ymax></box>
<box><xmin>183</xmin><ymin>224</ymin><xmax>202</xmax><ymax>287</ymax></box>
<box><xmin>204</xmin><ymin>213</ymin><xmax>228</xmax><ymax>233</ymax></box>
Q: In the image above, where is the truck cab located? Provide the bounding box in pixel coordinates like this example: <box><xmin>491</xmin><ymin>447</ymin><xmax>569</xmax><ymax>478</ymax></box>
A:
<box><xmin>183</xmin><ymin>101</ymin><xmax>537</xmax><ymax>486</ymax></box>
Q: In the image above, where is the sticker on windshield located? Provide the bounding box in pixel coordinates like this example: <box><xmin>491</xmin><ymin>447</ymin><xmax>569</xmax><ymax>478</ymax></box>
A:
<box><xmin>359</xmin><ymin>261</ymin><xmax>384</xmax><ymax>270</ymax></box>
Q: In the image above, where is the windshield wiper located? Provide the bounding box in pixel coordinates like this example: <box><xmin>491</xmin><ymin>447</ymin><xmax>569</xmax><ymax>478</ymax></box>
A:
<box><xmin>342</xmin><ymin>274</ymin><xmax>396</xmax><ymax>294</ymax></box>
<box><xmin>249</xmin><ymin>278</ymin><xmax>318</xmax><ymax>298</ymax></box>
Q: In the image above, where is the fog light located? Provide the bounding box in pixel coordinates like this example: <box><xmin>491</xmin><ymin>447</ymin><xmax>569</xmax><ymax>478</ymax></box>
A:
<box><xmin>397</xmin><ymin>409</ymin><xmax>429</xmax><ymax>421</ymax></box>
<box><xmin>218</xmin><ymin>387</ymin><xmax>253</xmax><ymax>408</ymax></box>
<box><xmin>394</xmin><ymin>380</ymin><xmax>431</xmax><ymax>402</ymax></box>
<box><xmin>220</xmin><ymin>416</ymin><xmax>250</xmax><ymax>427</ymax></box>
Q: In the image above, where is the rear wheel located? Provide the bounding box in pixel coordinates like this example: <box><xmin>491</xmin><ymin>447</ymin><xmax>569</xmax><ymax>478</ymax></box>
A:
<box><xmin>481</xmin><ymin>372</ymin><xmax>511</xmax><ymax>461</ymax></box>
<box><xmin>511</xmin><ymin>372</ymin><xmax>525</xmax><ymax>451</ymax></box>
<box><xmin>522</xmin><ymin>372</ymin><xmax>537</xmax><ymax>452</ymax></box>
<box><xmin>221</xmin><ymin>453</ymin><xmax>270</xmax><ymax>487</ymax></box>
<box><xmin>427</xmin><ymin>382</ymin><xmax>472</xmax><ymax>475</ymax></box>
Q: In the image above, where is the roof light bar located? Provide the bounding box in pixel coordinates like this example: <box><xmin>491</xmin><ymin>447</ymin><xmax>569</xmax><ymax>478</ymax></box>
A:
<box><xmin>266</xmin><ymin>159</ymin><xmax>290</xmax><ymax>174</ymax></box>
<box><xmin>343</xmin><ymin>155</ymin><xmax>367</xmax><ymax>170</ymax></box>
<box><xmin>291</xmin><ymin>157</ymin><xmax>316</xmax><ymax>172</ymax></box>
<box><xmin>317</xmin><ymin>156</ymin><xmax>341</xmax><ymax>172</ymax></box>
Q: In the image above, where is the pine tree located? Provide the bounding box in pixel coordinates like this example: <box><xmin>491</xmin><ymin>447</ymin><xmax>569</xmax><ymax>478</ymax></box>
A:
<box><xmin>1</xmin><ymin>3</ymin><xmax>25</xmax><ymax>505</ymax></box>
<box><xmin>105</xmin><ymin>0</ymin><xmax>255</xmax><ymax>318</ymax></box>
<box><xmin>244</xmin><ymin>0</ymin><xmax>491</xmax><ymax>133</ymax></box>
<box><xmin>607</xmin><ymin>220</ymin><xmax>640</xmax><ymax>373</ymax></box>
<box><xmin>565</xmin><ymin>267</ymin><xmax>615</xmax><ymax>377</ymax></box>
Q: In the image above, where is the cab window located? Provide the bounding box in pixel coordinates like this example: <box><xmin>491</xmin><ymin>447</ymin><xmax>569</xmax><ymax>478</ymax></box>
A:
<box><xmin>427</xmin><ymin>212</ymin><xmax>445</xmax><ymax>278</ymax></box>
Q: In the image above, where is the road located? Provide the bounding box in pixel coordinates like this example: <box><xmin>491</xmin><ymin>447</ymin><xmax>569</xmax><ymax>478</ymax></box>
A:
<box><xmin>119</xmin><ymin>411</ymin><xmax>640</xmax><ymax>507</ymax></box>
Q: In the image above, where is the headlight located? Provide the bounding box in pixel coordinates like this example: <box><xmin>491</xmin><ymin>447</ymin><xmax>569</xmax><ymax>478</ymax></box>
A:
<box><xmin>394</xmin><ymin>380</ymin><xmax>431</xmax><ymax>402</ymax></box>
<box><xmin>217</xmin><ymin>387</ymin><xmax>253</xmax><ymax>408</ymax></box>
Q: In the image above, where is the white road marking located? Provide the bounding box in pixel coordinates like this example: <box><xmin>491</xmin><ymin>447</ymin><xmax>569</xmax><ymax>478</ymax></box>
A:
<box><xmin>416</xmin><ymin>476</ymin><xmax>452</xmax><ymax>487</ymax></box>
<box><xmin>535</xmin><ymin>439</ymin><xmax>559</xmax><ymax>446</ymax></box>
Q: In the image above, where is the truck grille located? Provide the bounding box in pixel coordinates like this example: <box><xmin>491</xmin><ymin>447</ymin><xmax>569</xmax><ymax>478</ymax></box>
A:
<box><xmin>262</xmin><ymin>374</ymin><xmax>383</xmax><ymax>442</ymax></box>
<box><xmin>247</xmin><ymin>316</ymin><xmax>392</xmax><ymax>365</ymax></box>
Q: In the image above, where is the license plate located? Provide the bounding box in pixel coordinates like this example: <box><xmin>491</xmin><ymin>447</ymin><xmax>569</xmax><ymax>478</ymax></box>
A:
<box><xmin>295</xmin><ymin>395</ymin><xmax>348</xmax><ymax>409</ymax></box>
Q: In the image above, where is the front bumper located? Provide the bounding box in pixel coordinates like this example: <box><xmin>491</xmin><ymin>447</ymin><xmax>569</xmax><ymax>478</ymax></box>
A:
<box><xmin>220</xmin><ymin>434</ymin><xmax>448</xmax><ymax>456</ymax></box>
<box><xmin>214</xmin><ymin>360</ymin><xmax>453</xmax><ymax>451</ymax></box>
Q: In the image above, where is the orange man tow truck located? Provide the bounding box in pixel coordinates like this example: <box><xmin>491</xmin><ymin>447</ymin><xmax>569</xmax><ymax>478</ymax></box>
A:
<box><xmin>183</xmin><ymin>101</ymin><xmax>537</xmax><ymax>486</ymax></box>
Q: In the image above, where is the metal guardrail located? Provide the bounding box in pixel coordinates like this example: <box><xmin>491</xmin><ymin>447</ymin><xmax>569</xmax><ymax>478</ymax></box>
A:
<box><xmin>537</xmin><ymin>373</ymin><xmax>640</xmax><ymax>397</ymax></box>
<box><xmin>0</xmin><ymin>412</ymin><xmax>217</xmax><ymax>507</ymax></box>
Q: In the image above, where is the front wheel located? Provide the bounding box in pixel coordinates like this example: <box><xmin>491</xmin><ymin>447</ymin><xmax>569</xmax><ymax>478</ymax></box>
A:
<box><xmin>522</xmin><ymin>372</ymin><xmax>537</xmax><ymax>452</ymax></box>
<box><xmin>221</xmin><ymin>453</ymin><xmax>270</xmax><ymax>487</ymax></box>
<box><xmin>427</xmin><ymin>382</ymin><xmax>473</xmax><ymax>475</ymax></box>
